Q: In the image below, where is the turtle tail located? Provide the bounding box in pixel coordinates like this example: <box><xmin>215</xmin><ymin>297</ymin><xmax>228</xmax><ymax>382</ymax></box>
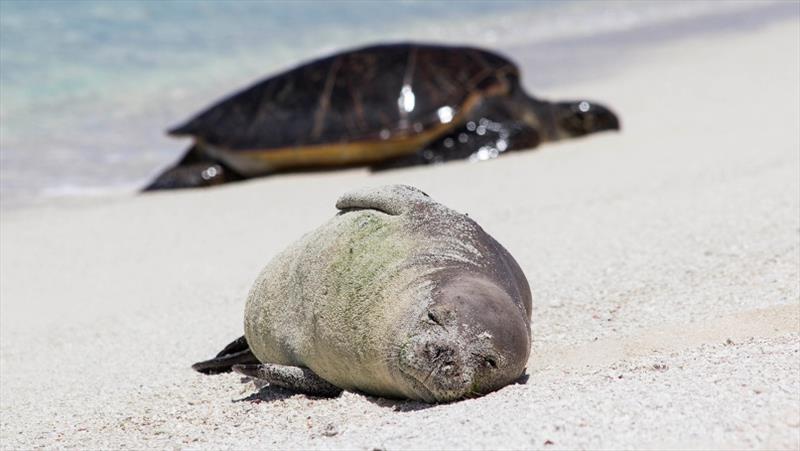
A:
<box><xmin>192</xmin><ymin>335</ymin><xmax>259</xmax><ymax>374</ymax></box>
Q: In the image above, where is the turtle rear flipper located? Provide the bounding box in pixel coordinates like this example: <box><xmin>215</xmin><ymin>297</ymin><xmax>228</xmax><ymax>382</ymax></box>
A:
<box><xmin>192</xmin><ymin>335</ymin><xmax>259</xmax><ymax>374</ymax></box>
<box><xmin>143</xmin><ymin>145</ymin><xmax>245</xmax><ymax>191</ymax></box>
<box><xmin>233</xmin><ymin>363</ymin><xmax>343</xmax><ymax>397</ymax></box>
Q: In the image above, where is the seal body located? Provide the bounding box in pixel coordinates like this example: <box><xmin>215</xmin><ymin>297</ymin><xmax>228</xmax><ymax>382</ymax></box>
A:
<box><xmin>239</xmin><ymin>185</ymin><xmax>531</xmax><ymax>402</ymax></box>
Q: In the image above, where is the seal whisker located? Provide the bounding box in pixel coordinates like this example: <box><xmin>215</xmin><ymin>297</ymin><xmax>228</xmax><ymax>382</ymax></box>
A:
<box><xmin>422</xmin><ymin>365</ymin><xmax>437</xmax><ymax>385</ymax></box>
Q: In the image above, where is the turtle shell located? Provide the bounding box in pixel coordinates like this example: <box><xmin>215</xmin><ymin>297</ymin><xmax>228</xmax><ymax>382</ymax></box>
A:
<box><xmin>169</xmin><ymin>43</ymin><xmax>520</xmax><ymax>175</ymax></box>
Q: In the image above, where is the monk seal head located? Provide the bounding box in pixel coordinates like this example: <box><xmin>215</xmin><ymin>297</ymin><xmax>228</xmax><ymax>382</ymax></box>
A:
<box><xmin>394</xmin><ymin>275</ymin><xmax>530</xmax><ymax>403</ymax></box>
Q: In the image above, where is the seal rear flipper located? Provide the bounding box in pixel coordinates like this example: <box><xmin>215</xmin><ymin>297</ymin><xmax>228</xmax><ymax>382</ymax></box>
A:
<box><xmin>335</xmin><ymin>184</ymin><xmax>431</xmax><ymax>216</ymax></box>
<box><xmin>192</xmin><ymin>336</ymin><xmax>259</xmax><ymax>374</ymax></box>
<box><xmin>232</xmin><ymin>363</ymin><xmax>343</xmax><ymax>397</ymax></box>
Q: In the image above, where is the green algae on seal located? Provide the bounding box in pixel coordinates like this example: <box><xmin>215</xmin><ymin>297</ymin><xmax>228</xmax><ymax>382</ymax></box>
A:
<box><xmin>192</xmin><ymin>184</ymin><xmax>532</xmax><ymax>403</ymax></box>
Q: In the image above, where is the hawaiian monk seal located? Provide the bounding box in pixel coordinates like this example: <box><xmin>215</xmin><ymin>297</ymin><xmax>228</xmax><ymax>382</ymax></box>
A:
<box><xmin>193</xmin><ymin>184</ymin><xmax>531</xmax><ymax>402</ymax></box>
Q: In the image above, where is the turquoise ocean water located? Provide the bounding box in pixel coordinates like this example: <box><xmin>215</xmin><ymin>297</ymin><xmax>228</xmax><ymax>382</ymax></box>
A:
<box><xmin>0</xmin><ymin>0</ymin><xmax>792</xmax><ymax>209</ymax></box>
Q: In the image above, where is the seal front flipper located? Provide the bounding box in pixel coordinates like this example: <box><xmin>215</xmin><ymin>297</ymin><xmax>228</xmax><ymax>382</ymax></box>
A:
<box><xmin>192</xmin><ymin>335</ymin><xmax>259</xmax><ymax>374</ymax></box>
<box><xmin>232</xmin><ymin>363</ymin><xmax>343</xmax><ymax>397</ymax></box>
<box><xmin>335</xmin><ymin>184</ymin><xmax>431</xmax><ymax>216</ymax></box>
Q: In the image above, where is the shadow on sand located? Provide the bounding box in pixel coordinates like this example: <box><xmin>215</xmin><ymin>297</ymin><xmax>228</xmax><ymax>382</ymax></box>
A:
<box><xmin>231</xmin><ymin>372</ymin><xmax>530</xmax><ymax>408</ymax></box>
<box><xmin>230</xmin><ymin>376</ymin><xmax>435</xmax><ymax>410</ymax></box>
<box><xmin>231</xmin><ymin>377</ymin><xmax>299</xmax><ymax>404</ymax></box>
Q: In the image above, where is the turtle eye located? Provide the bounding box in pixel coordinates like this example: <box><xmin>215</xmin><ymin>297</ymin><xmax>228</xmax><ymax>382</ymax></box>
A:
<box><xmin>484</xmin><ymin>356</ymin><xmax>498</xmax><ymax>369</ymax></box>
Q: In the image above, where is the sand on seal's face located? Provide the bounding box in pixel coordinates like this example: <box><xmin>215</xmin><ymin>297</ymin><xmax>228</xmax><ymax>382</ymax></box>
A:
<box><xmin>1</xmin><ymin>14</ymin><xmax>799</xmax><ymax>451</ymax></box>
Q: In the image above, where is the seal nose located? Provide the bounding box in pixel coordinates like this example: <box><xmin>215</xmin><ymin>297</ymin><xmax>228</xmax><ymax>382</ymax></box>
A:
<box><xmin>399</xmin><ymin>336</ymin><xmax>474</xmax><ymax>401</ymax></box>
<box><xmin>424</xmin><ymin>341</ymin><xmax>457</xmax><ymax>373</ymax></box>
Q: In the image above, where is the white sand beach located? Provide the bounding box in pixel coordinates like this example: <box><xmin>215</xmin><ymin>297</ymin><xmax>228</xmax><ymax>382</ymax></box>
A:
<box><xmin>2</xmin><ymin>15</ymin><xmax>799</xmax><ymax>451</ymax></box>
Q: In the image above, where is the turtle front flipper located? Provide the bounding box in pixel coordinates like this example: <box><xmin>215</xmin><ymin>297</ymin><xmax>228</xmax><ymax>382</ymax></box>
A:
<box><xmin>233</xmin><ymin>363</ymin><xmax>343</xmax><ymax>397</ymax></box>
<box><xmin>370</xmin><ymin>119</ymin><xmax>541</xmax><ymax>172</ymax></box>
<box><xmin>192</xmin><ymin>335</ymin><xmax>259</xmax><ymax>374</ymax></box>
<box><xmin>142</xmin><ymin>145</ymin><xmax>244</xmax><ymax>191</ymax></box>
<box><xmin>368</xmin><ymin>126</ymin><xmax>482</xmax><ymax>171</ymax></box>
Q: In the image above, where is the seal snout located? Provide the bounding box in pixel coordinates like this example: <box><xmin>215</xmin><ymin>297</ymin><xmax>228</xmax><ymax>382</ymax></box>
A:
<box><xmin>422</xmin><ymin>340</ymin><xmax>461</xmax><ymax>380</ymax></box>
<box><xmin>399</xmin><ymin>335</ymin><xmax>473</xmax><ymax>402</ymax></box>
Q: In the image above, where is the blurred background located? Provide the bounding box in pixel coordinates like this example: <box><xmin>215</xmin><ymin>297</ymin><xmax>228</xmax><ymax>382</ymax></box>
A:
<box><xmin>0</xmin><ymin>0</ymin><xmax>792</xmax><ymax>210</ymax></box>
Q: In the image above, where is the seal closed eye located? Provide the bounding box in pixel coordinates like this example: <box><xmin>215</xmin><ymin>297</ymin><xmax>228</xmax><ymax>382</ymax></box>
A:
<box><xmin>193</xmin><ymin>184</ymin><xmax>532</xmax><ymax>403</ymax></box>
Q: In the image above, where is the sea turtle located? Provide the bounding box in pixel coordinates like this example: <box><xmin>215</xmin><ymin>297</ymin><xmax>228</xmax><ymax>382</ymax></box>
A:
<box><xmin>144</xmin><ymin>43</ymin><xmax>619</xmax><ymax>191</ymax></box>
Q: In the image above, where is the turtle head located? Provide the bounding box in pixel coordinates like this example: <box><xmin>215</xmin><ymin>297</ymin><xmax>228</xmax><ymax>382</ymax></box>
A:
<box><xmin>552</xmin><ymin>100</ymin><xmax>620</xmax><ymax>139</ymax></box>
<box><xmin>396</xmin><ymin>276</ymin><xmax>530</xmax><ymax>403</ymax></box>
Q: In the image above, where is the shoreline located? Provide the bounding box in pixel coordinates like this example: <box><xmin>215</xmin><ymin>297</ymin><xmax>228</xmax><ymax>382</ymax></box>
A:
<box><xmin>2</xmin><ymin>1</ymin><xmax>797</xmax><ymax>212</ymax></box>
